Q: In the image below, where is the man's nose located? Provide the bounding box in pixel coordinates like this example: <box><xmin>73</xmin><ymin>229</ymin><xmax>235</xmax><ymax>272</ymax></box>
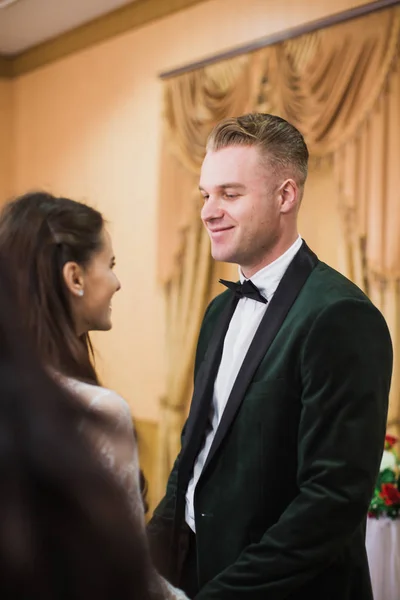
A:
<box><xmin>201</xmin><ymin>195</ymin><xmax>224</xmax><ymax>222</ymax></box>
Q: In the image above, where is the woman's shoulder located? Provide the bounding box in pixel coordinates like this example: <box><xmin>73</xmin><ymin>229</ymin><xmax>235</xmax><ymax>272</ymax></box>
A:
<box><xmin>63</xmin><ymin>377</ymin><xmax>132</xmax><ymax>426</ymax></box>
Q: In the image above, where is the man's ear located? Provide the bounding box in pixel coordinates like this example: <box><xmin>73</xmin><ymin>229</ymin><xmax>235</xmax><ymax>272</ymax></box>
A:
<box><xmin>279</xmin><ymin>179</ymin><xmax>299</xmax><ymax>214</ymax></box>
<box><xmin>62</xmin><ymin>261</ymin><xmax>84</xmax><ymax>297</ymax></box>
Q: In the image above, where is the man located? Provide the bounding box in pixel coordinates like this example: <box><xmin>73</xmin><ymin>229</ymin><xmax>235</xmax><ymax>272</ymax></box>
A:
<box><xmin>148</xmin><ymin>113</ymin><xmax>393</xmax><ymax>599</ymax></box>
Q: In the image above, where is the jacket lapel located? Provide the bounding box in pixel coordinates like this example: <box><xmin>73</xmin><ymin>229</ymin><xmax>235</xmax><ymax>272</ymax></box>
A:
<box><xmin>201</xmin><ymin>241</ymin><xmax>319</xmax><ymax>476</ymax></box>
<box><xmin>178</xmin><ymin>294</ymin><xmax>239</xmax><ymax>489</ymax></box>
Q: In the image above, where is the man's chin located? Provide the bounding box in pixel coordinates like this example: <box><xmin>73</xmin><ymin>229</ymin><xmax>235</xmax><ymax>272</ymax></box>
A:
<box><xmin>211</xmin><ymin>249</ymin><xmax>236</xmax><ymax>264</ymax></box>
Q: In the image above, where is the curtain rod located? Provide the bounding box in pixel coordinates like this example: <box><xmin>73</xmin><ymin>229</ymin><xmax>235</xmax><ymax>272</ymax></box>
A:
<box><xmin>159</xmin><ymin>0</ymin><xmax>400</xmax><ymax>79</ymax></box>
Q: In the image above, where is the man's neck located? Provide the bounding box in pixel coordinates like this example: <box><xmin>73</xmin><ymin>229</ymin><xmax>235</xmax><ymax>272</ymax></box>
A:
<box><xmin>240</xmin><ymin>233</ymin><xmax>300</xmax><ymax>279</ymax></box>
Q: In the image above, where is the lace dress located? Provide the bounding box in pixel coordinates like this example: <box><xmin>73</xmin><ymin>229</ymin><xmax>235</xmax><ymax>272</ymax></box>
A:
<box><xmin>62</xmin><ymin>377</ymin><xmax>188</xmax><ymax>600</ymax></box>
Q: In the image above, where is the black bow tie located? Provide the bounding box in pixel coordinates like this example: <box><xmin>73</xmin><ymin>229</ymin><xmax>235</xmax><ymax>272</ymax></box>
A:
<box><xmin>219</xmin><ymin>278</ymin><xmax>268</xmax><ymax>304</ymax></box>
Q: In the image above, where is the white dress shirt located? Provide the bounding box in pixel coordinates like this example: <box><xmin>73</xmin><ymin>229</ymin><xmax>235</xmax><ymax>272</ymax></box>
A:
<box><xmin>185</xmin><ymin>235</ymin><xmax>303</xmax><ymax>532</ymax></box>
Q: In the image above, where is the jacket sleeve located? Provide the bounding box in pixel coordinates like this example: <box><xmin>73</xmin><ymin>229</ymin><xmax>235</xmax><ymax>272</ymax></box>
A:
<box><xmin>147</xmin><ymin>435</ymin><xmax>183</xmax><ymax>578</ymax></box>
<box><xmin>195</xmin><ymin>298</ymin><xmax>393</xmax><ymax>599</ymax></box>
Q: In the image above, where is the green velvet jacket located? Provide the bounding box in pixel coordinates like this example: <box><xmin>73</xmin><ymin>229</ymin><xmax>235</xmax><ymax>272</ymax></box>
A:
<box><xmin>148</xmin><ymin>242</ymin><xmax>393</xmax><ymax>600</ymax></box>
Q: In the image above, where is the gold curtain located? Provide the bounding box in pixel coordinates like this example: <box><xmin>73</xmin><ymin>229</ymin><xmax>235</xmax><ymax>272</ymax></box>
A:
<box><xmin>156</xmin><ymin>6</ymin><xmax>400</xmax><ymax>497</ymax></box>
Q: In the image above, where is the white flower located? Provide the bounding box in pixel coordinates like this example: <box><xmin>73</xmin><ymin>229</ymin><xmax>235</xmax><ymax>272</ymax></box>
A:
<box><xmin>380</xmin><ymin>450</ymin><xmax>397</xmax><ymax>472</ymax></box>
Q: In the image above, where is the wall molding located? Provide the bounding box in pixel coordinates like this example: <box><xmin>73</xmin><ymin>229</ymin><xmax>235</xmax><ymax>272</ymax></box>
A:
<box><xmin>0</xmin><ymin>0</ymin><xmax>209</xmax><ymax>79</ymax></box>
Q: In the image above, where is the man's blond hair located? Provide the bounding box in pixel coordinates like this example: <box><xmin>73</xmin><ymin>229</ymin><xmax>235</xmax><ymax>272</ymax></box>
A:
<box><xmin>206</xmin><ymin>113</ymin><xmax>309</xmax><ymax>187</ymax></box>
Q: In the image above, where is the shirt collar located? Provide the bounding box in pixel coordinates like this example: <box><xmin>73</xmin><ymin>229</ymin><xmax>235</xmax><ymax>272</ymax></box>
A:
<box><xmin>239</xmin><ymin>236</ymin><xmax>303</xmax><ymax>302</ymax></box>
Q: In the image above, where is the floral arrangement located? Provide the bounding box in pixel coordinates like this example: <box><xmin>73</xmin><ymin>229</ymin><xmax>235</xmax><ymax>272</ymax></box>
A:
<box><xmin>369</xmin><ymin>434</ymin><xmax>400</xmax><ymax>519</ymax></box>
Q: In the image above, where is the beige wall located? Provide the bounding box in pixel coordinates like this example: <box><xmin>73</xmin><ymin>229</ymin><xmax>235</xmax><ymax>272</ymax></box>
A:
<box><xmin>0</xmin><ymin>79</ymin><xmax>13</xmax><ymax>202</ymax></box>
<box><xmin>10</xmin><ymin>0</ymin><xmax>372</xmax><ymax>421</ymax></box>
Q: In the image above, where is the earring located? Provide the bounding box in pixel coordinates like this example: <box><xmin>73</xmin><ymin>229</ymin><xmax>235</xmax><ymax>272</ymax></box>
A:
<box><xmin>78</xmin><ymin>289</ymin><xmax>84</xmax><ymax>297</ymax></box>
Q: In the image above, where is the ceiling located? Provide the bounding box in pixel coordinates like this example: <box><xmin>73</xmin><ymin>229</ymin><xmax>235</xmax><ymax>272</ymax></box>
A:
<box><xmin>0</xmin><ymin>0</ymin><xmax>138</xmax><ymax>55</ymax></box>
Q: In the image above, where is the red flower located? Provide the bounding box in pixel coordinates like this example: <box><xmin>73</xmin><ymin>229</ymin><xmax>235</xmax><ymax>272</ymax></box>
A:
<box><xmin>380</xmin><ymin>483</ymin><xmax>400</xmax><ymax>506</ymax></box>
<box><xmin>385</xmin><ymin>434</ymin><xmax>398</xmax><ymax>450</ymax></box>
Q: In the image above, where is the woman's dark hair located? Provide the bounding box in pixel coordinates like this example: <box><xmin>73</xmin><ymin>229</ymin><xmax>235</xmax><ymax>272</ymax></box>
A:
<box><xmin>0</xmin><ymin>192</ymin><xmax>149</xmax><ymax>514</ymax></box>
<box><xmin>0</xmin><ymin>192</ymin><xmax>104</xmax><ymax>384</ymax></box>
<box><xmin>0</xmin><ymin>259</ymin><xmax>162</xmax><ymax>600</ymax></box>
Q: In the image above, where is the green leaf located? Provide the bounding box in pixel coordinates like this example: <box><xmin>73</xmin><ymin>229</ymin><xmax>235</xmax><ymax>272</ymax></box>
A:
<box><xmin>377</xmin><ymin>469</ymin><xmax>396</xmax><ymax>485</ymax></box>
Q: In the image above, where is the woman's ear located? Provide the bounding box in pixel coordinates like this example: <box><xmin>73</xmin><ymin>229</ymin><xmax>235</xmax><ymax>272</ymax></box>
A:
<box><xmin>62</xmin><ymin>262</ymin><xmax>84</xmax><ymax>297</ymax></box>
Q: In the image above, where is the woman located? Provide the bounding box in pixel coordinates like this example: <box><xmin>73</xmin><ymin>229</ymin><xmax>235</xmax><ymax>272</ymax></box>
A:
<box><xmin>0</xmin><ymin>256</ymin><xmax>163</xmax><ymax>600</ymax></box>
<box><xmin>0</xmin><ymin>192</ymin><xmax>187</xmax><ymax>599</ymax></box>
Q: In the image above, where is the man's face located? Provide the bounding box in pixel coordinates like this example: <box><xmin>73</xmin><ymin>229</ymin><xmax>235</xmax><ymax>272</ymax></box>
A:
<box><xmin>200</xmin><ymin>145</ymin><xmax>283</xmax><ymax>277</ymax></box>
